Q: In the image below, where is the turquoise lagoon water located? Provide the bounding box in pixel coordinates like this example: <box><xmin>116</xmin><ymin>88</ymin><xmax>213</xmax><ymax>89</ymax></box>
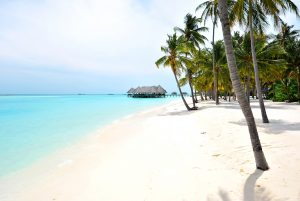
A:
<box><xmin>0</xmin><ymin>95</ymin><xmax>177</xmax><ymax>177</ymax></box>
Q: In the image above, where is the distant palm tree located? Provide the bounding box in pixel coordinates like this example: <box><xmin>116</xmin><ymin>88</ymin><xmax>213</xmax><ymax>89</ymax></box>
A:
<box><xmin>273</xmin><ymin>21</ymin><xmax>300</xmax><ymax>101</ymax></box>
<box><xmin>218</xmin><ymin>0</ymin><xmax>269</xmax><ymax>170</ymax></box>
<box><xmin>235</xmin><ymin>32</ymin><xmax>286</xmax><ymax>102</ymax></box>
<box><xmin>275</xmin><ymin>21</ymin><xmax>300</xmax><ymax>48</ymax></box>
<box><xmin>195</xmin><ymin>41</ymin><xmax>227</xmax><ymax>102</ymax></box>
<box><xmin>284</xmin><ymin>39</ymin><xmax>300</xmax><ymax>101</ymax></box>
<box><xmin>174</xmin><ymin>13</ymin><xmax>208</xmax><ymax>108</ymax></box>
<box><xmin>155</xmin><ymin>33</ymin><xmax>192</xmax><ymax>111</ymax></box>
<box><xmin>213</xmin><ymin>40</ymin><xmax>227</xmax><ymax>100</ymax></box>
<box><xmin>196</xmin><ymin>0</ymin><xmax>220</xmax><ymax>104</ymax></box>
<box><xmin>192</xmin><ymin>48</ymin><xmax>213</xmax><ymax>101</ymax></box>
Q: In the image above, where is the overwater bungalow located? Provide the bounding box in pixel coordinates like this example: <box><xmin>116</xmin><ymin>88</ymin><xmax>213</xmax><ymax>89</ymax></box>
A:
<box><xmin>127</xmin><ymin>85</ymin><xmax>167</xmax><ymax>98</ymax></box>
<box><xmin>170</xmin><ymin>92</ymin><xmax>178</xmax><ymax>96</ymax></box>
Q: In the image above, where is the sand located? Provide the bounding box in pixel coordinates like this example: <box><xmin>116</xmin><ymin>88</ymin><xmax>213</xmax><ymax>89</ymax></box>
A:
<box><xmin>0</xmin><ymin>98</ymin><xmax>300</xmax><ymax>201</ymax></box>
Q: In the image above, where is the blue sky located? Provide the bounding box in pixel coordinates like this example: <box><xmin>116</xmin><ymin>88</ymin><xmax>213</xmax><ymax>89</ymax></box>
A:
<box><xmin>0</xmin><ymin>0</ymin><xmax>299</xmax><ymax>94</ymax></box>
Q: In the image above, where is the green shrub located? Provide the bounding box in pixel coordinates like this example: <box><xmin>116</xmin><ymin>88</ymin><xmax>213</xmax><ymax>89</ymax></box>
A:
<box><xmin>273</xmin><ymin>79</ymin><xmax>298</xmax><ymax>102</ymax></box>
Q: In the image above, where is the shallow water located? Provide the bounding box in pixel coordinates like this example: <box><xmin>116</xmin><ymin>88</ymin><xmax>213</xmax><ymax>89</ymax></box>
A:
<box><xmin>0</xmin><ymin>94</ymin><xmax>177</xmax><ymax>176</ymax></box>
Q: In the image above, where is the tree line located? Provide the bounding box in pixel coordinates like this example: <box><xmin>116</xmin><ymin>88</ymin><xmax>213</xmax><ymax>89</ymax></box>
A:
<box><xmin>155</xmin><ymin>0</ymin><xmax>299</xmax><ymax>171</ymax></box>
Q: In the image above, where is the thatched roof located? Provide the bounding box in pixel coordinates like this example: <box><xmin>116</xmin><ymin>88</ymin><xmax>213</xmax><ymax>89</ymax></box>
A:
<box><xmin>127</xmin><ymin>88</ymin><xmax>135</xmax><ymax>93</ymax></box>
<box><xmin>127</xmin><ymin>85</ymin><xmax>167</xmax><ymax>94</ymax></box>
<box><xmin>156</xmin><ymin>85</ymin><xmax>167</xmax><ymax>94</ymax></box>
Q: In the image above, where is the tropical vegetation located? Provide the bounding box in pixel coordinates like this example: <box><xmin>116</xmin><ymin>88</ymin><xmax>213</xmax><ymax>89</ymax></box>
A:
<box><xmin>155</xmin><ymin>0</ymin><xmax>299</xmax><ymax>170</ymax></box>
<box><xmin>156</xmin><ymin>0</ymin><xmax>299</xmax><ymax>109</ymax></box>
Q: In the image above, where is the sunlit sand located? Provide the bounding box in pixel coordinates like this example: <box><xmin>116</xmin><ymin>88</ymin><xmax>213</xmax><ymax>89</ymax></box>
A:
<box><xmin>1</xmin><ymin>99</ymin><xmax>299</xmax><ymax>201</ymax></box>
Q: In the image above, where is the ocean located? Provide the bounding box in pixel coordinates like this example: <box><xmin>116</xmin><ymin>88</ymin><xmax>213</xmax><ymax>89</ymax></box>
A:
<box><xmin>0</xmin><ymin>94</ymin><xmax>177</xmax><ymax>177</ymax></box>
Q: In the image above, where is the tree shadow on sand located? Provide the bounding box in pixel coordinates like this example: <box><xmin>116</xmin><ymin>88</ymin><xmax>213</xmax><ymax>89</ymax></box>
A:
<box><xmin>197</xmin><ymin>102</ymin><xmax>290</xmax><ymax>111</ymax></box>
<box><xmin>158</xmin><ymin>109</ymin><xmax>198</xmax><ymax>116</ymax></box>
<box><xmin>244</xmin><ymin>169</ymin><xmax>263</xmax><ymax>201</ymax></box>
<box><xmin>244</xmin><ymin>169</ymin><xmax>285</xmax><ymax>201</ymax></box>
<box><xmin>206</xmin><ymin>170</ymin><xmax>278</xmax><ymax>201</ymax></box>
<box><xmin>206</xmin><ymin>189</ymin><xmax>232</xmax><ymax>201</ymax></box>
<box><xmin>229</xmin><ymin>119</ymin><xmax>300</xmax><ymax>134</ymax></box>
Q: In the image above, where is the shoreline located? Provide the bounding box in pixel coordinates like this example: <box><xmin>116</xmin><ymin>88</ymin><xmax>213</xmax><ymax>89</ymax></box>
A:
<box><xmin>0</xmin><ymin>99</ymin><xmax>300</xmax><ymax>200</ymax></box>
<box><xmin>0</xmin><ymin>99</ymin><xmax>183</xmax><ymax>200</ymax></box>
<box><xmin>0</xmin><ymin>95</ymin><xmax>179</xmax><ymax>178</ymax></box>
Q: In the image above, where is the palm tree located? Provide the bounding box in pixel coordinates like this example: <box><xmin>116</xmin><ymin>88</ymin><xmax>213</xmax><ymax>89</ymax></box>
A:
<box><xmin>196</xmin><ymin>41</ymin><xmax>227</xmax><ymax>103</ymax></box>
<box><xmin>235</xmin><ymin>32</ymin><xmax>286</xmax><ymax>102</ymax></box>
<box><xmin>174</xmin><ymin>13</ymin><xmax>208</xmax><ymax>109</ymax></box>
<box><xmin>273</xmin><ymin>22</ymin><xmax>300</xmax><ymax>101</ymax></box>
<box><xmin>155</xmin><ymin>33</ymin><xmax>192</xmax><ymax>111</ymax></box>
<box><xmin>275</xmin><ymin>20</ymin><xmax>300</xmax><ymax>48</ymax></box>
<box><xmin>213</xmin><ymin>40</ymin><xmax>227</xmax><ymax>101</ymax></box>
<box><xmin>196</xmin><ymin>0</ymin><xmax>220</xmax><ymax>104</ymax></box>
<box><xmin>231</xmin><ymin>0</ymin><xmax>299</xmax><ymax>123</ymax></box>
<box><xmin>284</xmin><ymin>39</ymin><xmax>300</xmax><ymax>101</ymax></box>
<box><xmin>231</xmin><ymin>0</ymin><xmax>269</xmax><ymax>122</ymax></box>
<box><xmin>218</xmin><ymin>0</ymin><xmax>269</xmax><ymax>170</ymax></box>
<box><xmin>192</xmin><ymin>48</ymin><xmax>214</xmax><ymax>101</ymax></box>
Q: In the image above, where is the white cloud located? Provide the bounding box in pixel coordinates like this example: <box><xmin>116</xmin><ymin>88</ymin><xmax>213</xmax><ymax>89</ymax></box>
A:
<box><xmin>0</xmin><ymin>0</ymin><xmax>201</xmax><ymax>76</ymax></box>
<box><xmin>0</xmin><ymin>0</ymin><xmax>299</xmax><ymax>93</ymax></box>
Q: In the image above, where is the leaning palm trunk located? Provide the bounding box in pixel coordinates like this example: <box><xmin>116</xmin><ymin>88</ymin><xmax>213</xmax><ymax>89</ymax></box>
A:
<box><xmin>212</xmin><ymin>16</ymin><xmax>219</xmax><ymax>105</ymax></box>
<box><xmin>249</xmin><ymin>5</ymin><xmax>269</xmax><ymax>123</ymax></box>
<box><xmin>218</xmin><ymin>0</ymin><xmax>269</xmax><ymax>170</ymax></box>
<box><xmin>173</xmin><ymin>69</ymin><xmax>191</xmax><ymax>111</ymax></box>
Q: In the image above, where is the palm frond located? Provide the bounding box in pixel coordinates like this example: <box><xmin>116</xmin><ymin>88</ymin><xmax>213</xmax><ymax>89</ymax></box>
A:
<box><xmin>155</xmin><ymin>56</ymin><xmax>167</xmax><ymax>68</ymax></box>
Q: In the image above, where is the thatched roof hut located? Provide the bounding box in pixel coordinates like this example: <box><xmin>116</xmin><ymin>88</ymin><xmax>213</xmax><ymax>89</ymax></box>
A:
<box><xmin>127</xmin><ymin>85</ymin><xmax>167</xmax><ymax>98</ymax></box>
<box><xmin>127</xmin><ymin>88</ymin><xmax>135</xmax><ymax>94</ymax></box>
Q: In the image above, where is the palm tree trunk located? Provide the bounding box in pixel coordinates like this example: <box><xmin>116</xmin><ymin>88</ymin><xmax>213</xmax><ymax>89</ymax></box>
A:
<box><xmin>200</xmin><ymin>91</ymin><xmax>204</xmax><ymax>101</ymax></box>
<box><xmin>249</xmin><ymin>4</ymin><xmax>269</xmax><ymax>123</ymax></box>
<box><xmin>252</xmin><ymin>84</ymin><xmax>255</xmax><ymax>99</ymax></box>
<box><xmin>246</xmin><ymin>67</ymin><xmax>250</xmax><ymax>103</ymax></box>
<box><xmin>298</xmin><ymin>66</ymin><xmax>300</xmax><ymax>102</ymax></box>
<box><xmin>218</xmin><ymin>0</ymin><xmax>269</xmax><ymax>170</ymax></box>
<box><xmin>188</xmin><ymin>71</ymin><xmax>197</xmax><ymax>108</ymax></box>
<box><xmin>173</xmin><ymin>70</ymin><xmax>191</xmax><ymax>111</ymax></box>
<box><xmin>212</xmin><ymin>17</ymin><xmax>219</xmax><ymax>105</ymax></box>
<box><xmin>216</xmin><ymin>66</ymin><xmax>219</xmax><ymax>103</ymax></box>
<box><xmin>185</xmin><ymin>50</ymin><xmax>197</xmax><ymax>108</ymax></box>
<box><xmin>194</xmin><ymin>88</ymin><xmax>198</xmax><ymax>103</ymax></box>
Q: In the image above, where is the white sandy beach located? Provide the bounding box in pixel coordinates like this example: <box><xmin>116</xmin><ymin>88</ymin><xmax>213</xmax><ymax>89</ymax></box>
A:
<box><xmin>0</xmin><ymin>99</ymin><xmax>300</xmax><ymax>201</ymax></box>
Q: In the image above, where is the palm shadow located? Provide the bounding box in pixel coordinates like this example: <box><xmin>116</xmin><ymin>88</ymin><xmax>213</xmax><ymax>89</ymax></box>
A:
<box><xmin>218</xmin><ymin>189</ymin><xmax>232</xmax><ymax>201</ymax></box>
<box><xmin>229</xmin><ymin>119</ymin><xmax>300</xmax><ymax>134</ymax></box>
<box><xmin>244</xmin><ymin>169</ymin><xmax>264</xmax><ymax>201</ymax></box>
<box><xmin>197</xmin><ymin>102</ymin><xmax>289</xmax><ymax>111</ymax></box>
<box><xmin>206</xmin><ymin>189</ymin><xmax>232</xmax><ymax>201</ymax></box>
<box><xmin>158</xmin><ymin>109</ymin><xmax>198</xmax><ymax>116</ymax></box>
<box><xmin>244</xmin><ymin>169</ymin><xmax>287</xmax><ymax>201</ymax></box>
